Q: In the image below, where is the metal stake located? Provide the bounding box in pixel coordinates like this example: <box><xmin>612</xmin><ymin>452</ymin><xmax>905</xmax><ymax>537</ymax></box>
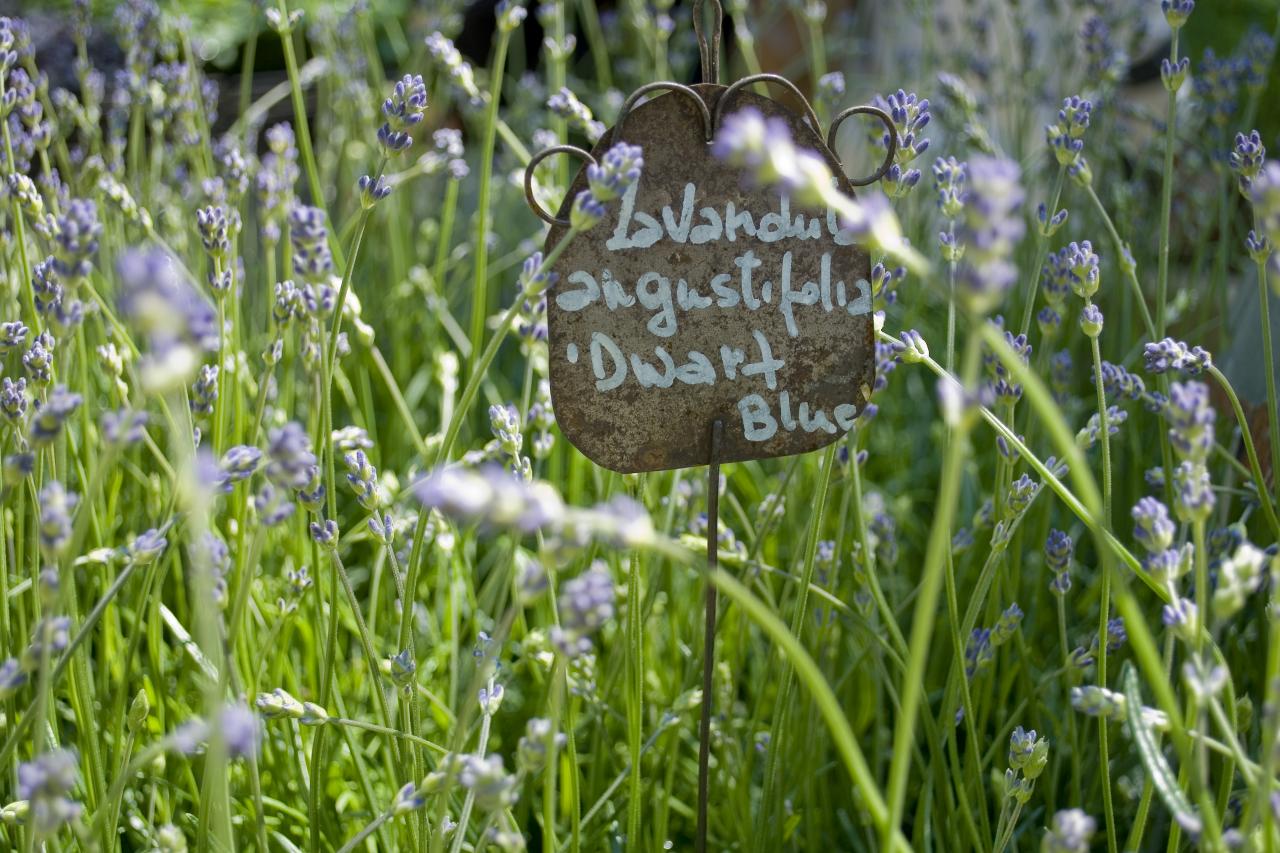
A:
<box><xmin>696</xmin><ymin>418</ymin><xmax>723</xmax><ymax>853</ymax></box>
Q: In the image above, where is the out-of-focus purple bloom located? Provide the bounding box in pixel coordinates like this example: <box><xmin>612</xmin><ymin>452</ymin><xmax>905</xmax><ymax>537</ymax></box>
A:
<box><xmin>52</xmin><ymin>198</ymin><xmax>101</xmax><ymax>281</ymax></box>
<box><xmin>1080</xmin><ymin>14</ymin><xmax>1125</xmax><ymax>84</ymax></box>
<box><xmin>265</xmin><ymin>422</ymin><xmax>316</xmax><ymax>490</ymax></box>
<box><xmin>189</xmin><ymin>364</ymin><xmax>218</xmax><ymax>418</ymax></box>
<box><xmin>416</xmin><ymin>464</ymin><xmax>565</xmax><ymax>535</ymax></box>
<box><xmin>101</xmin><ymin>408</ymin><xmax>147</xmax><ymax>447</ymax></box>
<box><xmin>1251</xmin><ymin>161</ymin><xmax>1280</xmax><ymax>253</ymax></box>
<box><xmin>955</xmin><ymin>157</ymin><xmax>1024</xmax><ymax>314</ymax></box>
<box><xmin>38</xmin><ymin>480</ymin><xmax>77</xmax><ymax>558</ymax></box>
<box><xmin>127</xmin><ymin>528</ymin><xmax>167</xmax><ymax>565</ymax></box>
<box><xmin>1043</xmin><ymin>809</ymin><xmax>1096</xmax><ymax>853</ymax></box>
<box><xmin>546</xmin><ymin>86</ymin><xmax>604</xmax><ymax>142</ymax></box>
<box><xmin>17</xmin><ymin>748</ymin><xmax>81</xmax><ymax>836</ymax></box>
<box><xmin>934</xmin><ymin>156</ymin><xmax>966</xmax><ymax>219</ymax></box>
<box><xmin>550</xmin><ymin>562</ymin><xmax>614</xmax><ymax>657</ymax></box>
<box><xmin>116</xmin><ymin>248</ymin><xmax>220</xmax><ymax>391</ymax></box>
<box><xmin>29</xmin><ymin>385</ymin><xmax>82</xmax><ymax>448</ymax></box>
<box><xmin>1165</xmin><ymin>380</ymin><xmax>1215</xmax><ymax>462</ymax></box>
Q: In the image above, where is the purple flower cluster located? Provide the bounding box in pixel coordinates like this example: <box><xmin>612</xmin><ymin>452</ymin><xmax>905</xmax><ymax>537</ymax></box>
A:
<box><xmin>955</xmin><ymin>157</ymin><xmax>1025</xmax><ymax>314</ymax></box>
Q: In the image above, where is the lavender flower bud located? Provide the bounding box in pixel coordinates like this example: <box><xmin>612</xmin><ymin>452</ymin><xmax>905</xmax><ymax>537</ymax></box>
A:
<box><xmin>1132</xmin><ymin>497</ymin><xmax>1175</xmax><ymax>553</ymax></box>
<box><xmin>586</xmin><ymin>142</ymin><xmax>644</xmax><ymax>203</ymax></box>
<box><xmin>1079</xmin><ymin>303</ymin><xmax>1103</xmax><ymax>338</ymax></box>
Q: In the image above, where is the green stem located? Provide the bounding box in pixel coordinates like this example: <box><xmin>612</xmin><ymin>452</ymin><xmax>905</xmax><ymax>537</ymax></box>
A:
<box><xmin>884</xmin><ymin>334</ymin><xmax>981</xmax><ymax>852</ymax></box>
<box><xmin>468</xmin><ymin>26</ymin><xmax>517</xmax><ymax>373</ymax></box>
<box><xmin>1017</xmin><ymin>166</ymin><xmax>1066</xmax><ymax>338</ymax></box>
<box><xmin>1207</xmin><ymin>365</ymin><xmax>1280</xmax><ymax>537</ymax></box>
<box><xmin>1156</xmin><ymin>28</ymin><xmax>1181</xmax><ymax>339</ymax></box>
<box><xmin>1255</xmin><ymin>254</ymin><xmax>1280</xmax><ymax>502</ymax></box>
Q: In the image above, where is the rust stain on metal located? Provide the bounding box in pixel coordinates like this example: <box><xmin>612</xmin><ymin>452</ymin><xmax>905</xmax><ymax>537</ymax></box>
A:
<box><xmin>541</xmin><ymin>83</ymin><xmax>875</xmax><ymax>474</ymax></box>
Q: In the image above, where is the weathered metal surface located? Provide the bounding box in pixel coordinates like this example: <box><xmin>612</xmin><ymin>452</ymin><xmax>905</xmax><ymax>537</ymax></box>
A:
<box><xmin>541</xmin><ymin>83</ymin><xmax>876</xmax><ymax>474</ymax></box>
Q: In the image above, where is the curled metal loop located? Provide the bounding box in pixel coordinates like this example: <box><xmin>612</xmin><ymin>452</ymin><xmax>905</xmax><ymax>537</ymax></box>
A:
<box><xmin>523</xmin><ymin>145</ymin><xmax>598</xmax><ymax>227</ymax></box>
<box><xmin>692</xmin><ymin>0</ymin><xmax>723</xmax><ymax>85</ymax></box>
<box><xmin>616</xmin><ymin>81</ymin><xmax>715</xmax><ymax>142</ymax></box>
<box><xmin>826</xmin><ymin>105</ymin><xmax>898</xmax><ymax>187</ymax></box>
<box><xmin>712</xmin><ymin>73</ymin><xmax>823</xmax><ymax>140</ymax></box>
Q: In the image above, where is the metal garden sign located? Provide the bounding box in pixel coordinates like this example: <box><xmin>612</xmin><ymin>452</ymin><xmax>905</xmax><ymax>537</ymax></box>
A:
<box><xmin>521</xmin><ymin>1</ymin><xmax>896</xmax><ymax>847</ymax></box>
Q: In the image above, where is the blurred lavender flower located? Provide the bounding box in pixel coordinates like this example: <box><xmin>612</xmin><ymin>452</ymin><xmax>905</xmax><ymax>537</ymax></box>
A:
<box><xmin>122</xmin><ymin>529</ymin><xmax>166</xmax><ymax>567</ymax></box>
<box><xmin>426</xmin><ymin>32</ymin><xmax>482</xmax><ymax>106</ymax></box>
<box><xmin>1213</xmin><ymin>542</ymin><xmax>1265</xmax><ymax>619</ymax></box>
<box><xmin>457</xmin><ymin>753</ymin><xmax>519</xmax><ymax>812</ymax></box>
<box><xmin>101</xmin><ymin>408</ymin><xmax>147</xmax><ymax>447</ymax></box>
<box><xmin>713</xmin><ymin>107</ymin><xmax>922</xmax><ymax>270</ymax></box>
<box><xmin>38</xmin><ymin>480</ymin><xmax>77</xmax><ymax>558</ymax></box>
<box><xmin>1162</xmin><ymin>596</ymin><xmax>1199</xmax><ymax>640</ymax></box>
<box><xmin>17</xmin><ymin>749</ymin><xmax>81</xmax><ymax>836</ymax></box>
<box><xmin>1042</xmin><ymin>809</ymin><xmax>1096</xmax><ymax>853</ymax></box>
<box><xmin>547</xmin><ymin>87</ymin><xmax>605</xmax><ymax>142</ymax></box>
<box><xmin>934</xmin><ymin>156</ymin><xmax>966</xmax><ymax>220</ymax></box>
<box><xmin>1076</xmin><ymin>406</ymin><xmax>1126</xmax><ymax>450</ymax></box>
<box><xmin>219</xmin><ymin>703</ymin><xmax>261</xmax><ymax>759</ymax></box>
<box><xmin>815</xmin><ymin>71</ymin><xmax>845</xmax><ymax>113</ymax></box>
<box><xmin>518</xmin><ymin>717</ymin><xmax>566</xmax><ymax>773</ymax></box>
<box><xmin>1080</xmin><ymin>14</ymin><xmax>1125</xmax><ymax>85</ymax></box>
<box><xmin>551</xmin><ymin>562</ymin><xmax>614</xmax><ymax>657</ymax></box>
<box><xmin>265</xmin><ymin>422</ymin><xmax>317</xmax><ymax>490</ymax></box>
<box><xmin>189</xmin><ymin>364</ymin><xmax>218</xmax><ymax>418</ymax></box>
<box><xmin>955</xmin><ymin>157</ymin><xmax>1025</xmax><ymax>314</ymax></box>
<box><xmin>29</xmin><ymin>386</ymin><xmax>82</xmax><ymax>448</ymax></box>
<box><xmin>116</xmin><ymin>248</ymin><xmax>219</xmax><ymax>393</ymax></box>
<box><xmin>1165</xmin><ymin>380</ymin><xmax>1215</xmax><ymax>462</ymax></box>
<box><xmin>1173</xmin><ymin>460</ymin><xmax>1214</xmax><ymax>523</ymax></box>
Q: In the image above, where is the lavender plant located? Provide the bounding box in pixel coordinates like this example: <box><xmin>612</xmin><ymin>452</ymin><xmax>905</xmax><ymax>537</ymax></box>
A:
<box><xmin>0</xmin><ymin>1</ymin><xmax>1277</xmax><ymax>851</ymax></box>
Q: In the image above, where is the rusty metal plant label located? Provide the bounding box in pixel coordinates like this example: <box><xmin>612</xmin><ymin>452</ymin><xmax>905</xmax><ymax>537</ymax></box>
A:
<box><xmin>537</xmin><ymin>84</ymin><xmax>877</xmax><ymax>473</ymax></box>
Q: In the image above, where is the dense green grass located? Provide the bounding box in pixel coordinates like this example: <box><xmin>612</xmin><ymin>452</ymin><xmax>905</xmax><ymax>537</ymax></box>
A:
<box><xmin>2</xmin><ymin>1</ymin><xmax>1280</xmax><ymax>851</ymax></box>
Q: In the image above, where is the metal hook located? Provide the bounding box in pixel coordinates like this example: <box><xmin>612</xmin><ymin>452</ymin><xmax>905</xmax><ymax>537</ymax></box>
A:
<box><xmin>523</xmin><ymin>145</ymin><xmax>598</xmax><ymax>227</ymax></box>
<box><xmin>692</xmin><ymin>0</ymin><xmax>723</xmax><ymax>85</ymax></box>
<box><xmin>616</xmin><ymin>81</ymin><xmax>715</xmax><ymax>142</ymax></box>
<box><xmin>827</xmin><ymin>105</ymin><xmax>898</xmax><ymax>187</ymax></box>
<box><xmin>712</xmin><ymin>73</ymin><xmax>823</xmax><ymax>140</ymax></box>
